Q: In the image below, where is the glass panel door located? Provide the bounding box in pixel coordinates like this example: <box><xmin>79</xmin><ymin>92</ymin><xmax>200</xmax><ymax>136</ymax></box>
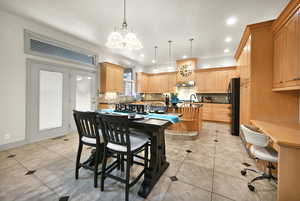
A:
<box><xmin>39</xmin><ymin>70</ymin><xmax>63</xmax><ymax>130</ymax></box>
<box><xmin>70</xmin><ymin>71</ymin><xmax>97</xmax><ymax>130</ymax></box>
<box><xmin>27</xmin><ymin>60</ymin><xmax>98</xmax><ymax>140</ymax></box>
<box><xmin>27</xmin><ymin>60</ymin><xmax>70</xmax><ymax>141</ymax></box>
<box><xmin>75</xmin><ymin>73</ymin><xmax>96</xmax><ymax>111</ymax></box>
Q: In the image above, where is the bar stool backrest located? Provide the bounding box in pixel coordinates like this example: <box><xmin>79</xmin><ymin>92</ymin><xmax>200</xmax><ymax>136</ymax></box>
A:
<box><xmin>99</xmin><ymin>114</ymin><xmax>131</xmax><ymax>151</ymax></box>
<box><xmin>241</xmin><ymin>125</ymin><xmax>269</xmax><ymax>147</ymax></box>
<box><xmin>73</xmin><ymin>110</ymin><xmax>102</xmax><ymax>144</ymax></box>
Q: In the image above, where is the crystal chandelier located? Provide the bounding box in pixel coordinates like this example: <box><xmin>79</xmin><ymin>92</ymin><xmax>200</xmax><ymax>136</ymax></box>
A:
<box><xmin>105</xmin><ymin>0</ymin><xmax>142</xmax><ymax>50</ymax></box>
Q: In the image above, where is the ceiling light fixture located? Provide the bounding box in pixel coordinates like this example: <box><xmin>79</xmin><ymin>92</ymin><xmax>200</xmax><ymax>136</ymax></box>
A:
<box><xmin>224</xmin><ymin>48</ymin><xmax>230</xmax><ymax>53</ymax></box>
<box><xmin>140</xmin><ymin>54</ymin><xmax>145</xmax><ymax>58</ymax></box>
<box><xmin>105</xmin><ymin>0</ymin><xmax>142</xmax><ymax>50</ymax></box>
<box><xmin>182</xmin><ymin>55</ymin><xmax>187</xmax><ymax>59</ymax></box>
<box><xmin>226</xmin><ymin>17</ymin><xmax>237</xmax><ymax>25</ymax></box>
<box><xmin>225</xmin><ymin>37</ymin><xmax>232</xmax><ymax>43</ymax></box>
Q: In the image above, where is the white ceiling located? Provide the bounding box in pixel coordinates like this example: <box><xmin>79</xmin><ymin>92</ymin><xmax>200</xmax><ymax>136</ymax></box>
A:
<box><xmin>0</xmin><ymin>0</ymin><xmax>289</xmax><ymax>66</ymax></box>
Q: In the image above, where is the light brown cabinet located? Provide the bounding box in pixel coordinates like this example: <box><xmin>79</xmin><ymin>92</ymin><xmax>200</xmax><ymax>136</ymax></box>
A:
<box><xmin>137</xmin><ymin>72</ymin><xmax>176</xmax><ymax>93</ymax></box>
<box><xmin>196</xmin><ymin>67</ymin><xmax>238</xmax><ymax>93</ymax></box>
<box><xmin>137</xmin><ymin>67</ymin><xmax>238</xmax><ymax>94</ymax></box>
<box><xmin>136</xmin><ymin>72</ymin><xmax>149</xmax><ymax>93</ymax></box>
<box><xmin>273</xmin><ymin>9</ymin><xmax>300</xmax><ymax>90</ymax></box>
<box><xmin>167</xmin><ymin>73</ymin><xmax>177</xmax><ymax>92</ymax></box>
<box><xmin>202</xmin><ymin>103</ymin><xmax>231</xmax><ymax>123</ymax></box>
<box><xmin>100</xmin><ymin>62</ymin><xmax>124</xmax><ymax>93</ymax></box>
<box><xmin>235</xmin><ymin>20</ymin><xmax>298</xmax><ymax>125</ymax></box>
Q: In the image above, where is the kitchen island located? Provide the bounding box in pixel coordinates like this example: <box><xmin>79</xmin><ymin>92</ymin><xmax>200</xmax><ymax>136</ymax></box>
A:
<box><xmin>166</xmin><ymin>105</ymin><xmax>203</xmax><ymax>138</ymax></box>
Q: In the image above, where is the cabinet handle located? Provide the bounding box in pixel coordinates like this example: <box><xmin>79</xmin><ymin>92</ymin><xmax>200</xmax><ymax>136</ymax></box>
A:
<box><xmin>279</xmin><ymin>81</ymin><xmax>283</xmax><ymax>83</ymax></box>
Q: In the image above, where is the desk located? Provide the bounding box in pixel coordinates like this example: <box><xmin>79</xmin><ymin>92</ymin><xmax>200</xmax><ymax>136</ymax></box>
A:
<box><xmin>251</xmin><ymin>120</ymin><xmax>300</xmax><ymax>201</ymax></box>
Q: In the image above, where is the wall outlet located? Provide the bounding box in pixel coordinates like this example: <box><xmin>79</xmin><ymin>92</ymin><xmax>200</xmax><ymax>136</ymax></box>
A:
<box><xmin>4</xmin><ymin>133</ymin><xmax>11</xmax><ymax>140</ymax></box>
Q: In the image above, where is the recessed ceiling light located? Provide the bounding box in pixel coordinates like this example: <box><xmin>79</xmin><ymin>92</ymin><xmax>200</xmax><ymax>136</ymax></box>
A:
<box><xmin>225</xmin><ymin>37</ymin><xmax>232</xmax><ymax>43</ymax></box>
<box><xmin>182</xmin><ymin>55</ymin><xmax>187</xmax><ymax>59</ymax></box>
<box><xmin>224</xmin><ymin>48</ymin><xmax>230</xmax><ymax>53</ymax></box>
<box><xmin>140</xmin><ymin>54</ymin><xmax>145</xmax><ymax>58</ymax></box>
<box><xmin>152</xmin><ymin>60</ymin><xmax>156</xmax><ymax>64</ymax></box>
<box><xmin>87</xmin><ymin>77</ymin><xmax>92</xmax><ymax>80</ymax></box>
<box><xmin>226</xmin><ymin>17</ymin><xmax>237</xmax><ymax>25</ymax></box>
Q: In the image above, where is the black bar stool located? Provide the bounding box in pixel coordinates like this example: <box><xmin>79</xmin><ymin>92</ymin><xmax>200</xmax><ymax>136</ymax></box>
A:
<box><xmin>73</xmin><ymin>110</ymin><xmax>104</xmax><ymax>188</ymax></box>
<box><xmin>99</xmin><ymin>114</ymin><xmax>149</xmax><ymax>201</ymax></box>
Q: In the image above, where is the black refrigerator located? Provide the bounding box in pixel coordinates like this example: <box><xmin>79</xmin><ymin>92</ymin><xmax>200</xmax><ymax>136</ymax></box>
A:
<box><xmin>227</xmin><ymin>78</ymin><xmax>240</xmax><ymax>136</ymax></box>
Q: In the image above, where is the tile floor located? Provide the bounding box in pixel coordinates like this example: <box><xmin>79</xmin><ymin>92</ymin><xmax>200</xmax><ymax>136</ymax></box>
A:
<box><xmin>0</xmin><ymin>122</ymin><xmax>277</xmax><ymax>201</ymax></box>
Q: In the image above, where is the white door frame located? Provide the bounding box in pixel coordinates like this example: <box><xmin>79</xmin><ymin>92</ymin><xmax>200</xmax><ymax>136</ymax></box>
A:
<box><xmin>26</xmin><ymin>59</ymin><xmax>98</xmax><ymax>142</ymax></box>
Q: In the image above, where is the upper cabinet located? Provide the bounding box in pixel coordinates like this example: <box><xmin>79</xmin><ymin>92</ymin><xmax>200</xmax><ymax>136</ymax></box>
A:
<box><xmin>196</xmin><ymin>67</ymin><xmax>239</xmax><ymax>93</ymax></box>
<box><xmin>137</xmin><ymin>72</ymin><xmax>176</xmax><ymax>93</ymax></box>
<box><xmin>136</xmin><ymin>72</ymin><xmax>149</xmax><ymax>93</ymax></box>
<box><xmin>100</xmin><ymin>62</ymin><xmax>124</xmax><ymax>93</ymax></box>
<box><xmin>272</xmin><ymin>6</ymin><xmax>300</xmax><ymax>91</ymax></box>
<box><xmin>235</xmin><ymin>19</ymin><xmax>299</xmax><ymax>125</ymax></box>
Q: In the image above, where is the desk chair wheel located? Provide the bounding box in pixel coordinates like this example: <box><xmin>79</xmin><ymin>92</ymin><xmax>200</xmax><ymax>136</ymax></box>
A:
<box><xmin>241</xmin><ymin>170</ymin><xmax>247</xmax><ymax>176</ymax></box>
<box><xmin>248</xmin><ymin>184</ymin><xmax>255</xmax><ymax>192</ymax></box>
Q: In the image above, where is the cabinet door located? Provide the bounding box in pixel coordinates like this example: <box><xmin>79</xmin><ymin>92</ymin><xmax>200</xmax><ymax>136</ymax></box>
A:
<box><xmin>284</xmin><ymin>13</ymin><xmax>299</xmax><ymax>87</ymax></box>
<box><xmin>196</xmin><ymin>71</ymin><xmax>207</xmax><ymax>92</ymax></box>
<box><xmin>136</xmin><ymin>73</ymin><xmax>144</xmax><ymax>93</ymax></box>
<box><xmin>202</xmin><ymin>104</ymin><xmax>212</xmax><ymax>120</ymax></box>
<box><xmin>168</xmin><ymin>73</ymin><xmax>176</xmax><ymax>92</ymax></box>
<box><xmin>116</xmin><ymin>67</ymin><xmax>124</xmax><ymax>92</ymax></box>
<box><xmin>211</xmin><ymin>104</ymin><xmax>231</xmax><ymax>122</ymax></box>
<box><xmin>106</xmin><ymin>66</ymin><xmax>115</xmax><ymax>92</ymax></box>
<box><xmin>273</xmin><ymin>30</ymin><xmax>285</xmax><ymax>88</ymax></box>
<box><xmin>215</xmin><ymin>70</ymin><xmax>230</xmax><ymax>93</ymax></box>
<box><xmin>160</xmin><ymin>74</ymin><xmax>168</xmax><ymax>93</ymax></box>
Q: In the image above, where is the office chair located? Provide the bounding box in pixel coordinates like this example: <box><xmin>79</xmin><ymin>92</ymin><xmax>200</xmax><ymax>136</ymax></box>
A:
<box><xmin>240</xmin><ymin>125</ymin><xmax>278</xmax><ymax>191</ymax></box>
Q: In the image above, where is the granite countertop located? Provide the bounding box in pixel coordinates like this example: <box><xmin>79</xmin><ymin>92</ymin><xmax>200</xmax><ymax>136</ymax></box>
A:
<box><xmin>99</xmin><ymin>101</ymin><xmax>135</xmax><ymax>104</ymax></box>
<box><xmin>180</xmin><ymin>101</ymin><xmax>230</xmax><ymax>104</ymax></box>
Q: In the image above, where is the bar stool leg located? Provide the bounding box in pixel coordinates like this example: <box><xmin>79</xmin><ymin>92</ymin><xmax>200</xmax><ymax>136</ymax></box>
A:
<box><xmin>121</xmin><ymin>154</ymin><xmax>125</xmax><ymax>172</ymax></box>
<box><xmin>125</xmin><ymin>154</ymin><xmax>131</xmax><ymax>201</ymax></box>
<box><xmin>75</xmin><ymin>142</ymin><xmax>83</xmax><ymax>180</ymax></box>
<box><xmin>101</xmin><ymin>148</ymin><xmax>108</xmax><ymax>191</ymax></box>
<box><xmin>145</xmin><ymin>144</ymin><xmax>149</xmax><ymax>169</ymax></box>
<box><xmin>94</xmin><ymin>147</ymin><xmax>100</xmax><ymax>188</ymax></box>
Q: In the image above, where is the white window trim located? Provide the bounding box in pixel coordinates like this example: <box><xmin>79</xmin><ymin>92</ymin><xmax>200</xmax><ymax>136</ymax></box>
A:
<box><xmin>24</xmin><ymin>29</ymin><xmax>98</xmax><ymax>68</ymax></box>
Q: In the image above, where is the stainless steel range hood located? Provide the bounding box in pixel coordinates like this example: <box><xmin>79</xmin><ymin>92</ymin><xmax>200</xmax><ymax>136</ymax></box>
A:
<box><xmin>176</xmin><ymin>80</ymin><xmax>195</xmax><ymax>87</ymax></box>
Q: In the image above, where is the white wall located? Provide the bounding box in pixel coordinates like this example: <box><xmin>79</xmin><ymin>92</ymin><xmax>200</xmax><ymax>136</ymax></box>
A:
<box><xmin>0</xmin><ymin>11</ymin><xmax>143</xmax><ymax>147</ymax></box>
<box><xmin>143</xmin><ymin>55</ymin><xmax>236</xmax><ymax>73</ymax></box>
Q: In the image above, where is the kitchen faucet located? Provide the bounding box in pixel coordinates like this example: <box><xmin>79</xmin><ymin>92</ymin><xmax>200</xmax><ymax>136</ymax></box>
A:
<box><xmin>190</xmin><ymin>94</ymin><xmax>197</xmax><ymax>107</ymax></box>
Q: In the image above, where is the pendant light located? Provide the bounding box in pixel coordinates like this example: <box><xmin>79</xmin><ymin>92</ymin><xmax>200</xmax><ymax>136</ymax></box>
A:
<box><xmin>168</xmin><ymin>40</ymin><xmax>174</xmax><ymax>70</ymax></box>
<box><xmin>187</xmin><ymin>38</ymin><xmax>194</xmax><ymax>71</ymax></box>
<box><xmin>189</xmin><ymin>38</ymin><xmax>194</xmax><ymax>57</ymax></box>
<box><xmin>153</xmin><ymin>46</ymin><xmax>158</xmax><ymax>71</ymax></box>
<box><xmin>105</xmin><ymin>0</ymin><xmax>142</xmax><ymax>50</ymax></box>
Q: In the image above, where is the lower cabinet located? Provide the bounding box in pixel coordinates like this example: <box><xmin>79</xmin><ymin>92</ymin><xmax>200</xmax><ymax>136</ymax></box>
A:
<box><xmin>202</xmin><ymin>103</ymin><xmax>231</xmax><ymax>123</ymax></box>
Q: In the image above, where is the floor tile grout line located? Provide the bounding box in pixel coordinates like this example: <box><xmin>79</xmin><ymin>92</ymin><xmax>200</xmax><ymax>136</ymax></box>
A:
<box><xmin>210</xmin><ymin>128</ymin><xmax>218</xmax><ymax>201</ymax></box>
<box><xmin>12</xmin><ymin>156</ymin><xmax>62</xmax><ymax>199</ymax></box>
<box><xmin>213</xmin><ymin>192</ymin><xmax>237</xmax><ymax>201</ymax></box>
<box><xmin>38</xmin><ymin>140</ymin><xmax>78</xmax><ymax>163</ymax></box>
<box><xmin>161</xmin><ymin>150</ymin><xmax>189</xmax><ymax>201</ymax></box>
